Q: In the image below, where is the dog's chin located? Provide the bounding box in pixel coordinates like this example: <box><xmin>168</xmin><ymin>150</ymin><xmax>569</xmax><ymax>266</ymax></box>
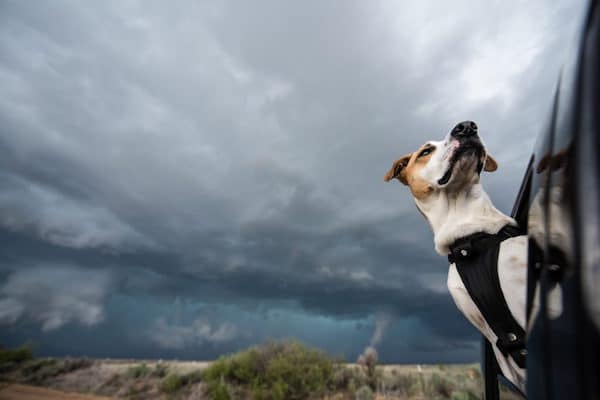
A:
<box><xmin>437</xmin><ymin>155</ymin><xmax>481</xmax><ymax>190</ymax></box>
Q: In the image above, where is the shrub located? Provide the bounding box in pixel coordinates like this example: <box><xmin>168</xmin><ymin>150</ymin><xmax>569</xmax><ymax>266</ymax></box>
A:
<box><xmin>0</xmin><ymin>362</ymin><xmax>17</xmax><ymax>374</ymax></box>
<box><xmin>161</xmin><ymin>373</ymin><xmax>186</xmax><ymax>393</ymax></box>
<box><xmin>202</xmin><ymin>340</ymin><xmax>336</xmax><ymax>400</ymax></box>
<box><xmin>332</xmin><ymin>365</ymin><xmax>366</xmax><ymax>390</ymax></box>
<box><xmin>126</xmin><ymin>363</ymin><xmax>151</xmax><ymax>379</ymax></box>
<box><xmin>151</xmin><ymin>363</ymin><xmax>169</xmax><ymax>378</ymax></box>
<box><xmin>186</xmin><ymin>369</ymin><xmax>203</xmax><ymax>384</ymax></box>
<box><xmin>21</xmin><ymin>359</ymin><xmax>57</xmax><ymax>377</ymax></box>
<box><xmin>212</xmin><ymin>378</ymin><xmax>232</xmax><ymax>400</ymax></box>
<box><xmin>18</xmin><ymin>357</ymin><xmax>92</xmax><ymax>384</ymax></box>
<box><xmin>452</xmin><ymin>390</ymin><xmax>479</xmax><ymax>400</ymax></box>
<box><xmin>271</xmin><ymin>380</ymin><xmax>287</xmax><ymax>400</ymax></box>
<box><xmin>425</xmin><ymin>372</ymin><xmax>455</xmax><ymax>399</ymax></box>
<box><xmin>355</xmin><ymin>385</ymin><xmax>374</xmax><ymax>400</ymax></box>
<box><xmin>160</xmin><ymin>370</ymin><xmax>203</xmax><ymax>394</ymax></box>
<box><xmin>58</xmin><ymin>358</ymin><xmax>93</xmax><ymax>374</ymax></box>
<box><xmin>383</xmin><ymin>371</ymin><xmax>418</xmax><ymax>395</ymax></box>
<box><xmin>0</xmin><ymin>344</ymin><xmax>33</xmax><ymax>364</ymax></box>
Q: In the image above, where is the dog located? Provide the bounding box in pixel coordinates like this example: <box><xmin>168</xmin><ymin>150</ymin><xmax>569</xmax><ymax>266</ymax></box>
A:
<box><xmin>384</xmin><ymin>121</ymin><xmax>527</xmax><ymax>390</ymax></box>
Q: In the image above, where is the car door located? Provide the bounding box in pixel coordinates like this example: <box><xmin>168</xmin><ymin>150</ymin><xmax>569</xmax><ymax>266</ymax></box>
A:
<box><xmin>525</xmin><ymin>1</ymin><xmax>600</xmax><ymax>399</ymax></box>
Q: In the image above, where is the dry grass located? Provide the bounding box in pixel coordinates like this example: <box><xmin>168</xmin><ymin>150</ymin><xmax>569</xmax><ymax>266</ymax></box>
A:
<box><xmin>1</xmin><ymin>345</ymin><xmax>485</xmax><ymax>400</ymax></box>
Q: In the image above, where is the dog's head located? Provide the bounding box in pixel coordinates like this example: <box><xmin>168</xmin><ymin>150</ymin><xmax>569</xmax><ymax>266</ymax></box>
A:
<box><xmin>384</xmin><ymin>121</ymin><xmax>497</xmax><ymax>200</ymax></box>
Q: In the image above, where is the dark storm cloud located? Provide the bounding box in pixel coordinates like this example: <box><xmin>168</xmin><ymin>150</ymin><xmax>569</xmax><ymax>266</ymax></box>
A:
<box><xmin>0</xmin><ymin>0</ymin><xmax>588</xmax><ymax>360</ymax></box>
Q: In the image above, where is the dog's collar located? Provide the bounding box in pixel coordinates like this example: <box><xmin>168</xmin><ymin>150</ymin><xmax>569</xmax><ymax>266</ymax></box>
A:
<box><xmin>448</xmin><ymin>224</ymin><xmax>523</xmax><ymax>264</ymax></box>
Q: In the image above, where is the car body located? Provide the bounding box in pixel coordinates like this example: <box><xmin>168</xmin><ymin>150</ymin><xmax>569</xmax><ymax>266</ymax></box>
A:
<box><xmin>483</xmin><ymin>1</ymin><xmax>600</xmax><ymax>399</ymax></box>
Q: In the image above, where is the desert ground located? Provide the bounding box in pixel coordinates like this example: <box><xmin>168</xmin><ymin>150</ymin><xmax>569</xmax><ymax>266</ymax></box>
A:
<box><xmin>0</xmin><ymin>358</ymin><xmax>485</xmax><ymax>400</ymax></box>
<box><xmin>0</xmin><ymin>341</ymin><xmax>526</xmax><ymax>400</ymax></box>
<box><xmin>0</xmin><ymin>383</ymin><xmax>115</xmax><ymax>400</ymax></box>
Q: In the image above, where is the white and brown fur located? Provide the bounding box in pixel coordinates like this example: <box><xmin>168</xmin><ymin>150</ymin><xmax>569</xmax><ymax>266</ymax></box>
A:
<box><xmin>384</xmin><ymin>125</ymin><xmax>527</xmax><ymax>390</ymax></box>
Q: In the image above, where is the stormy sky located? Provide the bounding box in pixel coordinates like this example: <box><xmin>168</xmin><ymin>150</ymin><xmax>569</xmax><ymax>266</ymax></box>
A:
<box><xmin>0</xmin><ymin>1</ymin><xmax>587</xmax><ymax>363</ymax></box>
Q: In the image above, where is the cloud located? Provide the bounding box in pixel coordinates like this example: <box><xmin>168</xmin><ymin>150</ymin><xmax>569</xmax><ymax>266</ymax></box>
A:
<box><xmin>149</xmin><ymin>317</ymin><xmax>238</xmax><ymax>349</ymax></box>
<box><xmin>0</xmin><ymin>173</ymin><xmax>155</xmax><ymax>250</ymax></box>
<box><xmin>0</xmin><ymin>265</ymin><xmax>112</xmax><ymax>331</ymax></box>
<box><xmin>397</xmin><ymin>1</ymin><xmax>551</xmax><ymax>115</ymax></box>
<box><xmin>0</xmin><ymin>0</ymin><xmax>589</xmax><ymax>361</ymax></box>
<box><xmin>0</xmin><ymin>298</ymin><xmax>24</xmax><ymax>325</ymax></box>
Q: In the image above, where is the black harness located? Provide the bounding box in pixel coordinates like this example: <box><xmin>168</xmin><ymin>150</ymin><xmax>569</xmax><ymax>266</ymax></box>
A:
<box><xmin>448</xmin><ymin>224</ymin><xmax>527</xmax><ymax>368</ymax></box>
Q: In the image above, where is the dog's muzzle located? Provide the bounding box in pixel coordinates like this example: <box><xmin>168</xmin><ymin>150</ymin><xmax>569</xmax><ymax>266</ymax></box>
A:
<box><xmin>451</xmin><ymin>120</ymin><xmax>478</xmax><ymax>138</ymax></box>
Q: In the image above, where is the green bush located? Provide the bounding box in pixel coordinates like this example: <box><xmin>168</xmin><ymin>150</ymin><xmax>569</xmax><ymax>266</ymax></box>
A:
<box><xmin>186</xmin><ymin>369</ymin><xmax>203</xmax><ymax>384</ymax></box>
<box><xmin>383</xmin><ymin>371</ymin><xmax>418</xmax><ymax>395</ymax></box>
<box><xmin>212</xmin><ymin>379</ymin><xmax>232</xmax><ymax>400</ymax></box>
<box><xmin>57</xmin><ymin>358</ymin><xmax>93</xmax><ymax>374</ymax></box>
<box><xmin>0</xmin><ymin>361</ymin><xmax>17</xmax><ymax>374</ymax></box>
<box><xmin>332</xmin><ymin>365</ymin><xmax>369</xmax><ymax>394</ymax></box>
<box><xmin>161</xmin><ymin>373</ymin><xmax>186</xmax><ymax>393</ymax></box>
<box><xmin>151</xmin><ymin>363</ymin><xmax>169</xmax><ymax>378</ymax></box>
<box><xmin>160</xmin><ymin>370</ymin><xmax>203</xmax><ymax>394</ymax></box>
<box><xmin>425</xmin><ymin>372</ymin><xmax>455</xmax><ymax>399</ymax></box>
<box><xmin>452</xmin><ymin>390</ymin><xmax>479</xmax><ymax>400</ymax></box>
<box><xmin>0</xmin><ymin>344</ymin><xmax>33</xmax><ymax>364</ymax></box>
<box><xmin>126</xmin><ymin>363</ymin><xmax>151</xmax><ymax>379</ymax></box>
<box><xmin>19</xmin><ymin>358</ymin><xmax>92</xmax><ymax>384</ymax></box>
<box><xmin>21</xmin><ymin>359</ymin><xmax>57</xmax><ymax>376</ymax></box>
<box><xmin>332</xmin><ymin>365</ymin><xmax>360</xmax><ymax>390</ymax></box>
<box><xmin>202</xmin><ymin>340</ymin><xmax>336</xmax><ymax>400</ymax></box>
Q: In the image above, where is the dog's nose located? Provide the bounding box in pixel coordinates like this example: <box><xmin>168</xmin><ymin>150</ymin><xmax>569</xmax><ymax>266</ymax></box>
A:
<box><xmin>451</xmin><ymin>121</ymin><xmax>478</xmax><ymax>138</ymax></box>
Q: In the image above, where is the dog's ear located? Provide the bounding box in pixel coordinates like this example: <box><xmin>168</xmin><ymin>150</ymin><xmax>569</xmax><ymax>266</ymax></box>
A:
<box><xmin>484</xmin><ymin>154</ymin><xmax>498</xmax><ymax>172</ymax></box>
<box><xmin>384</xmin><ymin>154</ymin><xmax>412</xmax><ymax>185</ymax></box>
<box><xmin>536</xmin><ymin>150</ymin><xmax>567</xmax><ymax>173</ymax></box>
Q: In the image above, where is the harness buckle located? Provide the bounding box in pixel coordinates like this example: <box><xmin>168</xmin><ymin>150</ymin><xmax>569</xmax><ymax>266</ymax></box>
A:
<box><xmin>448</xmin><ymin>240</ymin><xmax>476</xmax><ymax>264</ymax></box>
<box><xmin>495</xmin><ymin>334</ymin><xmax>526</xmax><ymax>368</ymax></box>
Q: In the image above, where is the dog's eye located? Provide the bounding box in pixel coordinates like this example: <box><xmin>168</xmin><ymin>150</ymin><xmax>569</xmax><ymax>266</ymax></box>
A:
<box><xmin>418</xmin><ymin>147</ymin><xmax>433</xmax><ymax>158</ymax></box>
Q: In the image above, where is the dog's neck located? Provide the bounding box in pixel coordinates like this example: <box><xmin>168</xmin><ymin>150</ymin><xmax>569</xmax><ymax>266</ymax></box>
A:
<box><xmin>416</xmin><ymin>183</ymin><xmax>515</xmax><ymax>255</ymax></box>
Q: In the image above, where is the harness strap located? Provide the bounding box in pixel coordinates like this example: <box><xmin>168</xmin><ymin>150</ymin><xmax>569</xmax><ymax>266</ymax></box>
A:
<box><xmin>448</xmin><ymin>224</ymin><xmax>527</xmax><ymax>368</ymax></box>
